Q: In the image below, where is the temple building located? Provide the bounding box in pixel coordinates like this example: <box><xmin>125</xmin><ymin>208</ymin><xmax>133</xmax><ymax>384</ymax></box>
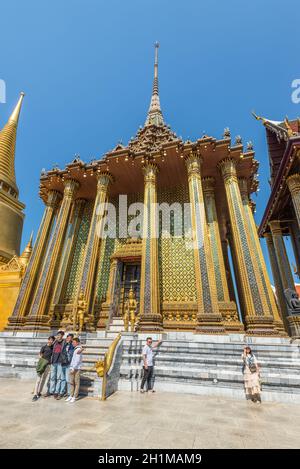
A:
<box><xmin>255</xmin><ymin>113</ymin><xmax>300</xmax><ymax>337</ymax></box>
<box><xmin>4</xmin><ymin>45</ymin><xmax>286</xmax><ymax>336</ymax></box>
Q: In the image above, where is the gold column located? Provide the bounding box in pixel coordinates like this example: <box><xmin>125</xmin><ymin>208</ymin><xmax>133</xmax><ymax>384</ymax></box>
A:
<box><xmin>185</xmin><ymin>153</ymin><xmax>225</xmax><ymax>334</ymax></box>
<box><xmin>218</xmin><ymin>158</ymin><xmax>276</xmax><ymax>335</ymax></box>
<box><xmin>269</xmin><ymin>221</ymin><xmax>295</xmax><ymax>290</ymax></box>
<box><xmin>6</xmin><ymin>190</ymin><xmax>61</xmax><ymax>330</ymax></box>
<box><xmin>138</xmin><ymin>162</ymin><xmax>162</xmax><ymax>331</ymax></box>
<box><xmin>202</xmin><ymin>177</ymin><xmax>242</xmax><ymax>332</ymax></box>
<box><xmin>51</xmin><ymin>198</ymin><xmax>86</xmax><ymax>311</ymax></box>
<box><xmin>238</xmin><ymin>178</ymin><xmax>285</xmax><ymax>335</ymax></box>
<box><xmin>78</xmin><ymin>172</ymin><xmax>113</xmax><ymax>313</ymax></box>
<box><xmin>290</xmin><ymin>221</ymin><xmax>300</xmax><ymax>278</ymax></box>
<box><xmin>221</xmin><ymin>239</ymin><xmax>237</xmax><ymax>303</ymax></box>
<box><xmin>287</xmin><ymin>173</ymin><xmax>300</xmax><ymax>230</ymax></box>
<box><xmin>269</xmin><ymin>220</ymin><xmax>300</xmax><ymax>337</ymax></box>
<box><xmin>26</xmin><ymin>179</ymin><xmax>79</xmax><ymax>329</ymax></box>
<box><xmin>202</xmin><ymin>178</ymin><xmax>230</xmax><ymax>301</ymax></box>
<box><xmin>264</xmin><ymin>232</ymin><xmax>289</xmax><ymax>333</ymax></box>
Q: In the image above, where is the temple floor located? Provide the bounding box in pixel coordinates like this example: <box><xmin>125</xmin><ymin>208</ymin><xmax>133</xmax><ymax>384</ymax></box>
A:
<box><xmin>0</xmin><ymin>378</ymin><xmax>299</xmax><ymax>449</ymax></box>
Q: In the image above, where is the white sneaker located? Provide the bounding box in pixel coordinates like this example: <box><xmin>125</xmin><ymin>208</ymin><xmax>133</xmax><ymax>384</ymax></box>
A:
<box><xmin>69</xmin><ymin>397</ymin><xmax>76</xmax><ymax>403</ymax></box>
<box><xmin>65</xmin><ymin>396</ymin><xmax>72</xmax><ymax>402</ymax></box>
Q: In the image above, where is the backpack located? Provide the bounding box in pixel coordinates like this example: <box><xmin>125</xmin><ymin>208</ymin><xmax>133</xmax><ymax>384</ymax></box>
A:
<box><xmin>36</xmin><ymin>357</ymin><xmax>49</xmax><ymax>376</ymax></box>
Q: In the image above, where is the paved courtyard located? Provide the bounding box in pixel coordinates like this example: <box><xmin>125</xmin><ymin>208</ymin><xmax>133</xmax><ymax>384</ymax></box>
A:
<box><xmin>0</xmin><ymin>378</ymin><xmax>299</xmax><ymax>449</ymax></box>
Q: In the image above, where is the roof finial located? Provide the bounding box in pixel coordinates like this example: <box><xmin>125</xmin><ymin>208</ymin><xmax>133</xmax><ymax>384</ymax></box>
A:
<box><xmin>145</xmin><ymin>42</ymin><xmax>164</xmax><ymax>126</ymax></box>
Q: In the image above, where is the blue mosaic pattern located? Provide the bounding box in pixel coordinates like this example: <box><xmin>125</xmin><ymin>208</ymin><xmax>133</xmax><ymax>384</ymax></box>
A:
<box><xmin>30</xmin><ymin>197</ymin><xmax>69</xmax><ymax>316</ymax></box>
<box><xmin>230</xmin><ymin>182</ymin><xmax>263</xmax><ymax>314</ymax></box>
<box><xmin>193</xmin><ymin>178</ymin><xmax>214</xmax><ymax>314</ymax></box>
<box><xmin>205</xmin><ymin>193</ymin><xmax>224</xmax><ymax>301</ymax></box>
<box><xmin>11</xmin><ymin>207</ymin><xmax>49</xmax><ymax>317</ymax></box>
<box><xmin>243</xmin><ymin>200</ymin><xmax>272</xmax><ymax>314</ymax></box>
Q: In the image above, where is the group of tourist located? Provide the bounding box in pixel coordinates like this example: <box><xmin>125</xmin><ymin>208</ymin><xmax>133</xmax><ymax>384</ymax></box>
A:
<box><xmin>32</xmin><ymin>330</ymin><xmax>82</xmax><ymax>404</ymax></box>
<box><xmin>32</xmin><ymin>332</ymin><xmax>262</xmax><ymax>404</ymax></box>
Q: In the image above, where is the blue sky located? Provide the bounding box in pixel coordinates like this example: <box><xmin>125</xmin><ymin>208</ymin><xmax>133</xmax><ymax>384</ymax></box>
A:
<box><xmin>1</xmin><ymin>0</ymin><xmax>299</xmax><ymax>281</ymax></box>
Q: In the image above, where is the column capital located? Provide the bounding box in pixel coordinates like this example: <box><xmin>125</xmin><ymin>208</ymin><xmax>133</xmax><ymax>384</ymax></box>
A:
<box><xmin>96</xmin><ymin>171</ymin><xmax>114</xmax><ymax>191</ymax></box>
<box><xmin>269</xmin><ymin>220</ymin><xmax>282</xmax><ymax>235</ymax></box>
<box><xmin>74</xmin><ymin>197</ymin><xmax>86</xmax><ymax>207</ymax></box>
<box><xmin>63</xmin><ymin>179</ymin><xmax>80</xmax><ymax>199</ymax></box>
<box><xmin>217</xmin><ymin>157</ymin><xmax>237</xmax><ymax>181</ymax></box>
<box><xmin>142</xmin><ymin>162</ymin><xmax>159</xmax><ymax>183</ymax></box>
<box><xmin>286</xmin><ymin>173</ymin><xmax>300</xmax><ymax>194</ymax></box>
<box><xmin>238</xmin><ymin>177</ymin><xmax>248</xmax><ymax>197</ymax></box>
<box><xmin>263</xmin><ymin>231</ymin><xmax>273</xmax><ymax>242</ymax></box>
<box><xmin>202</xmin><ymin>176</ymin><xmax>215</xmax><ymax>194</ymax></box>
<box><xmin>184</xmin><ymin>151</ymin><xmax>203</xmax><ymax>176</ymax></box>
<box><xmin>46</xmin><ymin>190</ymin><xmax>62</xmax><ymax>209</ymax></box>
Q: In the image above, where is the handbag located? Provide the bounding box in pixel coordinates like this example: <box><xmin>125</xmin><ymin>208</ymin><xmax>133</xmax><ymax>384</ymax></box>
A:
<box><xmin>249</xmin><ymin>362</ymin><xmax>257</xmax><ymax>373</ymax></box>
<box><xmin>247</xmin><ymin>356</ymin><xmax>257</xmax><ymax>373</ymax></box>
<box><xmin>36</xmin><ymin>357</ymin><xmax>49</xmax><ymax>376</ymax></box>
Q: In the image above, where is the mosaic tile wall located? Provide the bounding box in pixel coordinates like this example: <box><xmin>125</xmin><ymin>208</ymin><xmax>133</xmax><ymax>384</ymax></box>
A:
<box><xmin>63</xmin><ymin>200</ymin><xmax>93</xmax><ymax>302</ymax></box>
<box><xmin>157</xmin><ymin>184</ymin><xmax>197</xmax><ymax>302</ymax></box>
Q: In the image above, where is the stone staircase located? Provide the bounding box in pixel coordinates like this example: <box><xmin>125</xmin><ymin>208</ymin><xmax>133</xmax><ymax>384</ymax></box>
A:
<box><xmin>118</xmin><ymin>333</ymin><xmax>300</xmax><ymax>403</ymax></box>
<box><xmin>1</xmin><ymin>331</ymin><xmax>300</xmax><ymax>403</ymax></box>
<box><xmin>0</xmin><ymin>331</ymin><xmax>119</xmax><ymax>397</ymax></box>
<box><xmin>107</xmin><ymin>318</ymin><xmax>125</xmax><ymax>334</ymax></box>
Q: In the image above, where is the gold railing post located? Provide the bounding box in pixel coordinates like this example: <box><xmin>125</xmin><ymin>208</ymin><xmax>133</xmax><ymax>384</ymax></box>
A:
<box><xmin>94</xmin><ymin>333</ymin><xmax>121</xmax><ymax>401</ymax></box>
<box><xmin>101</xmin><ymin>353</ymin><xmax>108</xmax><ymax>401</ymax></box>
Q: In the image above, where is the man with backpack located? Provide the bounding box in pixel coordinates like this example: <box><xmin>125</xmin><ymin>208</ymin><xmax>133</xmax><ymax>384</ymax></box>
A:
<box><xmin>32</xmin><ymin>335</ymin><xmax>55</xmax><ymax>402</ymax></box>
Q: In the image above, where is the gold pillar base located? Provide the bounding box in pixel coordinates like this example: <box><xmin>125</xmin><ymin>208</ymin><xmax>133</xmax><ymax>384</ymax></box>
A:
<box><xmin>137</xmin><ymin>313</ymin><xmax>163</xmax><ymax>332</ymax></box>
<box><xmin>273</xmin><ymin>320</ymin><xmax>288</xmax><ymax>337</ymax></box>
<box><xmin>287</xmin><ymin>315</ymin><xmax>300</xmax><ymax>339</ymax></box>
<box><xmin>245</xmin><ymin>316</ymin><xmax>278</xmax><ymax>336</ymax></box>
<box><xmin>22</xmin><ymin>315</ymin><xmax>51</xmax><ymax>332</ymax></box>
<box><xmin>97</xmin><ymin>302</ymin><xmax>110</xmax><ymax>329</ymax></box>
<box><xmin>5</xmin><ymin>316</ymin><xmax>26</xmax><ymax>331</ymax></box>
<box><xmin>195</xmin><ymin>314</ymin><xmax>226</xmax><ymax>334</ymax></box>
<box><xmin>219</xmin><ymin>302</ymin><xmax>244</xmax><ymax>333</ymax></box>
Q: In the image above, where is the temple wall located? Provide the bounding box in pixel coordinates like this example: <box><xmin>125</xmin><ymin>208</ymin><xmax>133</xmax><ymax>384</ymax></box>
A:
<box><xmin>63</xmin><ymin>201</ymin><xmax>93</xmax><ymax>302</ymax></box>
<box><xmin>157</xmin><ymin>184</ymin><xmax>197</xmax><ymax>303</ymax></box>
<box><xmin>0</xmin><ymin>270</ymin><xmax>23</xmax><ymax>330</ymax></box>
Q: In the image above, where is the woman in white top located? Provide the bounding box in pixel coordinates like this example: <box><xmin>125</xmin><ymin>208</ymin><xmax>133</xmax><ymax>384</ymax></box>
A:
<box><xmin>242</xmin><ymin>346</ymin><xmax>261</xmax><ymax>403</ymax></box>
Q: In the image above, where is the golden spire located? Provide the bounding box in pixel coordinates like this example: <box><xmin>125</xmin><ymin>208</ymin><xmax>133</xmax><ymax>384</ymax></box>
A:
<box><xmin>145</xmin><ymin>42</ymin><xmax>164</xmax><ymax>127</ymax></box>
<box><xmin>0</xmin><ymin>92</ymin><xmax>25</xmax><ymax>194</ymax></box>
<box><xmin>19</xmin><ymin>231</ymin><xmax>33</xmax><ymax>267</ymax></box>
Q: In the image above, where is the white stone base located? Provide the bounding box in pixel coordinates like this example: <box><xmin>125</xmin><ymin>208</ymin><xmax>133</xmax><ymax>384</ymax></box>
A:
<box><xmin>0</xmin><ymin>330</ymin><xmax>292</xmax><ymax>345</ymax></box>
<box><xmin>118</xmin><ymin>379</ymin><xmax>300</xmax><ymax>403</ymax></box>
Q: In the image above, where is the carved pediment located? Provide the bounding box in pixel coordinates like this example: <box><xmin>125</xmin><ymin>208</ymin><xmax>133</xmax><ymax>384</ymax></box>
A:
<box><xmin>128</xmin><ymin>124</ymin><xmax>179</xmax><ymax>154</ymax></box>
<box><xmin>112</xmin><ymin>237</ymin><xmax>142</xmax><ymax>260</ymax></box>
<box><xmin>0</xmin><ymin>255</ymin><xmax>23</xmax><ymax>273</ymax></box>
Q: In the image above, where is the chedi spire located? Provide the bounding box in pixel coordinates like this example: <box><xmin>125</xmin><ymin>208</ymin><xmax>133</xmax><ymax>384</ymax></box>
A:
<box><xmin>145</xmin><ymin>42</ymin><xmax>164</xmax><ymax>127</ymax></box>
<box><xmin>0</xmin><ymin>92</ymin><xmax>25</xmax><ymax>195</ymax></box>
